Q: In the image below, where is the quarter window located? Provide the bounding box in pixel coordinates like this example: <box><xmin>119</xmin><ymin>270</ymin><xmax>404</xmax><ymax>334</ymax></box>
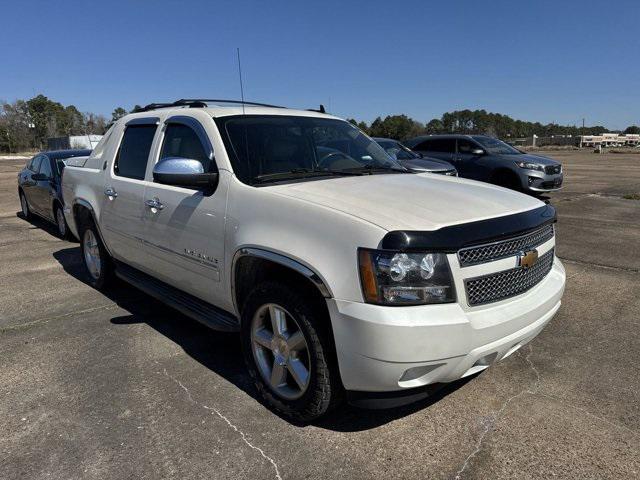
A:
<box><xmin>114</xmin><ymin>125</ymin><xmax>157</xmax><ymax>180</ymax></box>
<box><xmin>159</xmin><ymin>123</ymin><xmax>214</xmax><ymax>172</ymax></box>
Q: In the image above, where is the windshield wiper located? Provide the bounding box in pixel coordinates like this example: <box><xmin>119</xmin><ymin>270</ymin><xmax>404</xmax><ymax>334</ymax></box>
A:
<box><xmin>252</xmin><ymin>168</ymin><xmax>363</xmax><ymax>184</ymax></box>
<box><xmin>342</xmin><ymin>164</ymin><xmax>410</xmax><ymax>174</ymax></box>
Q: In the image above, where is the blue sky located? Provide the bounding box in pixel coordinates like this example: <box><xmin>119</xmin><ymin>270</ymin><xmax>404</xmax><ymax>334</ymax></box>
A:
<box><xmin>1</xmin><ymin>0</ymin><xmax>638</xmax><ymax>129</ymax></box>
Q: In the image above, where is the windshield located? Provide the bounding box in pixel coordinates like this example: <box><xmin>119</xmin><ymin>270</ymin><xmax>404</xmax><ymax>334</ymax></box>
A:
<box><xmin>217</xmin><ymin>115</ymin><xmax>406</xmax><ymax>185</ymax></box>
<box><xmin>472</xmin><ymin>136</ymin><xmax>522</xmax><ymax>155</ymax></box>
<box><xmin>376</xmin><ymin>140</ymin><xmax>419</xmax><ymax>160</ymax></box>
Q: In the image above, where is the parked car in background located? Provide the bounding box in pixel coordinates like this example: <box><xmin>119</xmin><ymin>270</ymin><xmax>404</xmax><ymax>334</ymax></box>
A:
<box><xmin>404</xmin><ymin>134</ymin><xmax>563</xmax><ymax>194</ymax></box>
<box><xmin>373</xmin><ymin>137</ymin><xmax>457</xmax><ymax>175</ymax></box>
<box><xmin>18</xmin><ymin>149</ymin><xmax>92</xmax><ymax>237</ymax></box>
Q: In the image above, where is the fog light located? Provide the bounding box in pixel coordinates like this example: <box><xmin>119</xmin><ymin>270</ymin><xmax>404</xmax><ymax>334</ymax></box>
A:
<box><xmin>399</xmin><ymin>363</ymin><xmax>444</xmax><ymax>382</ymax></box>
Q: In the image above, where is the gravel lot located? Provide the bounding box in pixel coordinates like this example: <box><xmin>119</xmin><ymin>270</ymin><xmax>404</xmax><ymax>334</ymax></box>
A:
<box><xmin>1</xmin><ymin>151</ymin><xmax>639</xmax><ymax>479</ymax></box>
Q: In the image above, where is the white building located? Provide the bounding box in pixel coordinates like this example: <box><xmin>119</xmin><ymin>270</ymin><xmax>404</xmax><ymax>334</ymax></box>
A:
<box><xmin>47</xmin><ymin>135</ymin><xmax>103</xmax><ymax>151</ymax></box>
<box><xmin>580</xmin><ymin>133</ymin><xmax>639</xmax><ymax>147</ymax></box>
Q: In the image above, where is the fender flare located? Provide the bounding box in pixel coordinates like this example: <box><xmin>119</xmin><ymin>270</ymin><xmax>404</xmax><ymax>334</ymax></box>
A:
<box><xmin>72</xmin><ymin>198</ymin><xmax>113</xmax><ymax>256</ymax></box>
<box><xmin>231</xmin><ymin>247</ymin><xmax>333</xmax><ymax>315</ymax></box>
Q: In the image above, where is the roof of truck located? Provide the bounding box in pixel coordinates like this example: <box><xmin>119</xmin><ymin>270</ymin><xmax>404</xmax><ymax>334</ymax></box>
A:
<box><xmin>125</xmin><ymin>99</ymin><xmax>339</xmax><ymax>121</ymax></box>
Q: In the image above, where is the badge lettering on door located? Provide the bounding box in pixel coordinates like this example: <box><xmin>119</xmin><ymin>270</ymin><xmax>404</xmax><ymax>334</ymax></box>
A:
<box><xmin>184</xmin><ymin>248</ymin><xmax>218</xmax><ymax>265</ymax></box>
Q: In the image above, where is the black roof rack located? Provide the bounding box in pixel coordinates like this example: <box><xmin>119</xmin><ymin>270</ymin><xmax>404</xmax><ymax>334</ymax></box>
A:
<box><xmin>132</xmin><ymin>98</ymin><xmax>286</xmax><ymax>113</ymax></box>
<box><xmin>131</xmin><ymin>99</ymin><xmax>327</xmax><ymax>114</ymax></box>
<box><xmin>307</xmin><ymin>104</ymin><xmax>326</xmax><ymax>114</ymax></box>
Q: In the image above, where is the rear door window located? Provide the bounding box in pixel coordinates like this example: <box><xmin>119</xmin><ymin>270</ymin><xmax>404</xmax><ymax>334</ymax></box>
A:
<box><xmin>425</xmin><ymin>138</ymin><xmax>456</xmax><ymax>153</ymax></box>
<box><xmin>114</xmin><ymin>125</ymin><xmax>157</xmax><ymax>180</ymax></box>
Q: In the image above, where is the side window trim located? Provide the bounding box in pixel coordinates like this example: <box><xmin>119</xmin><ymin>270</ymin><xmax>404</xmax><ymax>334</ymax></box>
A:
<box><xmin>113</xmin><ymin>121</ymin><xmax>159</xmax><ymax>181</ymax></box>
<box><xmin>162</xmin><ymin>115</ymin><xmax>215</xmax><ymax>162</ymax></box>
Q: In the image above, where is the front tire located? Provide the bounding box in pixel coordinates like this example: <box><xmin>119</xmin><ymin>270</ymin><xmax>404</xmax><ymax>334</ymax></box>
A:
<box><xmin>80</xmin><ymin>220</ymin><xmax>113</xmax><ymax>289</ymax></box>
<box><xmin>241</xmin><ymin>281</ymin><xmax>342</xmax><ymax>422</ymax></box>
<box><xmin>491</xmin><ymin>170</ymin><xmax>521</xmax><ymax>191</ymax></box>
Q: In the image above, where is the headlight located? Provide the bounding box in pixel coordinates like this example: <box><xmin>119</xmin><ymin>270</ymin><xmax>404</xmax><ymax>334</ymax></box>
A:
<box><xmin>358</xmin><ymin>249</ymin><xmax>456</xmax><ymax>305</ymax></box>
<box><xmin>515</xmin><ymin>161</ymin><xmax>544</xmax><ymax>172</ymax></box>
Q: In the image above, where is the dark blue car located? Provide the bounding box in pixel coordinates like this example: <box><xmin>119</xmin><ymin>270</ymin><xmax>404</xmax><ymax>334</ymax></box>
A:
<box><xmin>18</xmin><ymin>149</ymin><xmax>91</xmax><ymax>237</ymax></box>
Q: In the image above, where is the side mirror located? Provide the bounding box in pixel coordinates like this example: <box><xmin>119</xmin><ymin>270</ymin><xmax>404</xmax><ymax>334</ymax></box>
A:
<box><xmin>471</xmin><ymin>148</ymin><xmax>485</xmax><ymax>155</ymax></box>
<box><xmin>153</xmin><ymin>157</ymin><xmax>219</xmax><ymax>189</ymax></box>
<box><xmin>32</xmin><ymin>173</ymin><xmax>48</xmax><ymax>181</ymax></box>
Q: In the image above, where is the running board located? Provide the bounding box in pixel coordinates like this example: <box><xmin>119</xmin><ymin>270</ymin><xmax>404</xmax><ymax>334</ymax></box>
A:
<box><xmin>114</xmin><ymin>261</ymin><xmax>239</xmax><ymax>332</ymax></box>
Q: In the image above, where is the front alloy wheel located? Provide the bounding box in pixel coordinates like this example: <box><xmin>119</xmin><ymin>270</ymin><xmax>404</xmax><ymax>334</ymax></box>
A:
<box><xmin>251</xmin><ymin>303</ymin><xmax>311</xmax><ymax>400</ymax></box>
<box><xmin>241</xmin><ymin>281</ymin><xmax>342</xmax><ymax>421</ymax></box>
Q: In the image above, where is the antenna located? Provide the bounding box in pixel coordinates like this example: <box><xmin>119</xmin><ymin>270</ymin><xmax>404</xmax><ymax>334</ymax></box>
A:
<box><xmin>236</xmin><ymin>47</ymin><xmax>245</xmax><ymax>115</ymax></box>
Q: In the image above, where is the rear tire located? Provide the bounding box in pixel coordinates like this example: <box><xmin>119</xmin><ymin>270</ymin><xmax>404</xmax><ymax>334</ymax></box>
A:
<box><xmin>241</xmin><ymin>281</ymin><xmax>342</xmax><ymax>422</ymax></box>
<box><xmin>19</xmin><ymin>191</ymin><xmax>31</xmax><ymax>220</ymax></box>
<box><xmin>79</xmin><ymin>219</ymin><xmax>113</xmax><ymax>289</ymax></box>
<box><xmin>54</xmin><ymin>204</ymin><xmax>70</xmax><ymax>239</ymax></box>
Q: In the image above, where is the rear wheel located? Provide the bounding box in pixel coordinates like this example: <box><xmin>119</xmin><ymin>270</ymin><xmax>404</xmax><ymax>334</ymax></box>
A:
<box><xmin>80</xmin><ymin>220</ymin><xmax>113</xmax><ymax>289</ymax></box>
<box><xmin>55</xmin><ymin>204</ymin><xmax>69</xmax><ymax>239</ymax></box>
<box><xmin>19</xmin><ymin>191</ymin><xmax>31</xmax><ymax>220</ymax></box>
<box><xmin>241</xmin><ymin>281</ymin><xmax>342</xmax><ymax>422</ymax></box>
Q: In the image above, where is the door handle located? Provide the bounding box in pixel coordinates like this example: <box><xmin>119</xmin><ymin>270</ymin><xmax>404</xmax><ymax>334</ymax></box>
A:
<box><xmin>104</xmin><ymin>187</ymin><xmax>118</xmax><ymax>198</ymax></box>
<box><xmin>144</xmin><ymin>198</ymin><xmax>164</xmax><ymax>210</ymax></box>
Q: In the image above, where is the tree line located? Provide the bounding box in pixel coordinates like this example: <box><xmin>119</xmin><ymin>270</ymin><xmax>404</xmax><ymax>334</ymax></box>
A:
<box><xmin>0</xmin><ymin>95</ymin><xmax>113</xmax><ymax>153</ymax></box>
<box><xmin>2</xmin><ymin>95</ymin><xmax>638</xmax><ymax>152</ymax></box>
<box><xmin>348</xmin><ymin>110</ymin><xmax>640</xmax><ymax>141</ymax></box>
<box><xmin>0</xmin><ymin>95</ymin><xmax>145</xmax><ymax>153</ymax></box>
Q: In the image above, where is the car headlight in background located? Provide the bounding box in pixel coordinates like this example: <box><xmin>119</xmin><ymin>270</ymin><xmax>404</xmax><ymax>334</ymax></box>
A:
<box><xmin>358</xmin><ymin>249</ymin><xmax>456</xmax><ymax>305</ymax></box>
<box><xmin>515</xmin><ymin>161</ymin><xmax>544</xmax><ymax>171</ymax></box>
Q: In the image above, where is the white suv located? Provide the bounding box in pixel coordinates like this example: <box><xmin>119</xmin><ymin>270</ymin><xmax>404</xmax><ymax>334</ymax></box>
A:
<box><xmin>62</xmin><ymin>99</ymin><xmax>565</xmax><ymax>421</ymax></box>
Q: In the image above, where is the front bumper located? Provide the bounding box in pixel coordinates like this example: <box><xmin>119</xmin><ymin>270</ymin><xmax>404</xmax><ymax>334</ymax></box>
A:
<box><xmin>327</xmin><ymin>258</ymin><xmax>565</xmax><ymax>393</ymax></box>
<box><xmin>524</xmin><ymin>171</ymin><xmax>564</xmax><ymax>192</ymax></box>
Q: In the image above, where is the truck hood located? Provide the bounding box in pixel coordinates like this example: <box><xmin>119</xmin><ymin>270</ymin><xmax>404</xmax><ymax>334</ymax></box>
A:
<box><xmin>267</xmin><ymin>173</ymin><xmax>543</xmax><ymax>231</ymax></box>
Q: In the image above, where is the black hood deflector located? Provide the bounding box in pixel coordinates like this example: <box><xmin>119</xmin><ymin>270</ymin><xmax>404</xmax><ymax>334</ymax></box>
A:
<box><xmin>381</xmin><ymin>204</ymin><xmax>556</xmax><ymax>252</ymax></box>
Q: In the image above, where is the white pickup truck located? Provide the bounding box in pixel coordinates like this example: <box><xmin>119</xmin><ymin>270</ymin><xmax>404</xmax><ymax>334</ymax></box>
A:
<box><xmin>62</xmin><ymin>99</ymin><xmax>565</xmax><ymax>421</ymax></box>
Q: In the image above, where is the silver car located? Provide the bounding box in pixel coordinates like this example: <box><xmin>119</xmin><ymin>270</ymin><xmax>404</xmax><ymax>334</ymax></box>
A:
<box><xmin>373</xmin><ymin>138</ymin><xmax>457</xmax><ymax>176</ymax></box>
<box><xmin>404</xmin><ymin>134</ymin><xmax>563</xmax><ymax>194</ymax></box>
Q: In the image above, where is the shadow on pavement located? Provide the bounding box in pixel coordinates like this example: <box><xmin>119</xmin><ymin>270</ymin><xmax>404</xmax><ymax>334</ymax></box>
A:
<box><xmin>16</xmin><ymin>210</ymin><xmax>78</xmax><ymax>242</ymax></box>
<box><xmin>52</xmin><ymin>245</ymin><xmax>474</xmax><ymax>431</ymax></box>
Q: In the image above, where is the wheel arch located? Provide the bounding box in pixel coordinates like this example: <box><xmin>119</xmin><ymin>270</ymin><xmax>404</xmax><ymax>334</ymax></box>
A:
<box><xmin>490</xmin><ymin>167</ymin><xmax>523</xmax><ymax>188</ymax></box>
<box><xmin>72</xmin><ymin>199</ymin><xmax>113</xmax><ymax>255</ymax></box>
<box><xmin>232</xmin><ymin>248</ymin><xmax>333</xmax><ymax>318</ymax></box>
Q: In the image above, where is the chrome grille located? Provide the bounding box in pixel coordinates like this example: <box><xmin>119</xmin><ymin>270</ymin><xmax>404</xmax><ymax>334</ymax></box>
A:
<box><xmin>465</xmin><ymin>249</ymin><xmax>554</xmax><ymax>306</ymax></box>
<box><xmin>545</xmin><ymin>165</ymin><xmax>562</xmax><ymax>175</ymax></box>
<box><xmin>458</xmin><ymin>224</ymin><xmax>554</xmax><ymax>267</ymax></box>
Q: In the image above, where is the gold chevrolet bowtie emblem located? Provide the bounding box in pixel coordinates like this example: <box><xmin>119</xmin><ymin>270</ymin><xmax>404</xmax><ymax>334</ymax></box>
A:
<box><xmin>518</xmin><ymin>249</ymin><xmax>539</xmax><ymax>269</ymax></box>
